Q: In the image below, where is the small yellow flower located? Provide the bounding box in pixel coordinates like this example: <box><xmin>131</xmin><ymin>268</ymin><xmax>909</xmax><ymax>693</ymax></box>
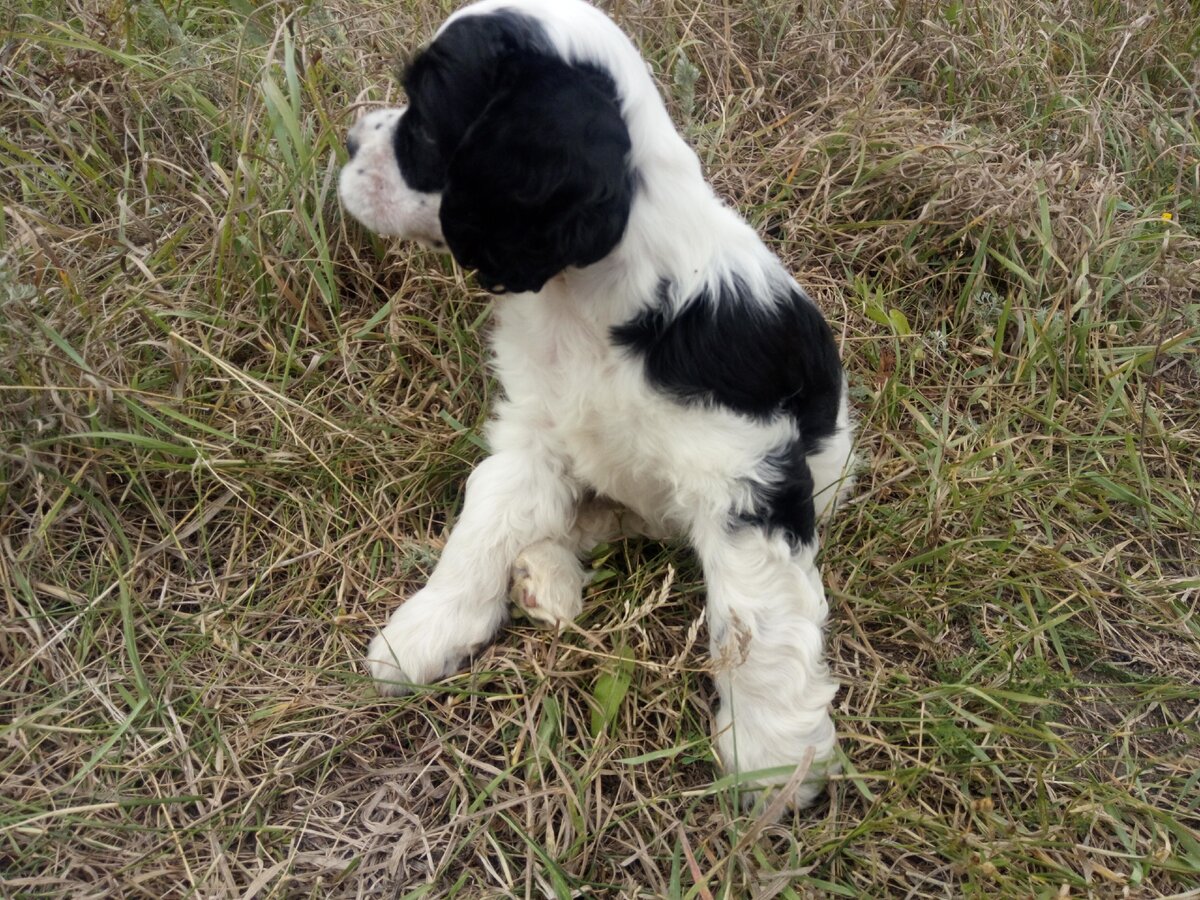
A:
<box><xmin>1161</xmin><ymin>211</ymin><xmax>1173</xmax><ymax>220</ymax></box>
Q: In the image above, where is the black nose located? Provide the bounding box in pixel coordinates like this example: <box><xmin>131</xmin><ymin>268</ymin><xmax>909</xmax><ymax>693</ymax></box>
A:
<box><xmin>346</xmin><ymin>135</ymin><xmax>360</xmax><ymax>159</ymax></box>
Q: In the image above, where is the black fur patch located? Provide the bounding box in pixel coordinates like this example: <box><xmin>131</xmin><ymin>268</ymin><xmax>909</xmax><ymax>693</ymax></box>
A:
<box><xmin>741</xmin><ymin>441</ymin><xmax>818</xmax><ymax>547</ymax></box>
<box><xmin>397</xmin><ymin>11</ymin><xmax>553</xmax><ymax>193</ymax></box>
<box><xmin>397</xmin><ymin>11</ymin><xmax>634</xmax><ymax>294</ymax></box>
<box><xmin>611</xmin><ymin>278</ymin><xmax>843</xmax><ymax>545</ymax></box>
<box><xmin>611</xmin><ymin>279</ymin><xmax>842</xmax><ymax>435</ymax></box>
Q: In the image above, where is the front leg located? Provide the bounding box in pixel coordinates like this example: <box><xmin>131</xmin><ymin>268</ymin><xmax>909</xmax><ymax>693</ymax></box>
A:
<box><xmin>694</xmin><ymin>522</ymin><xmax>840</xmax><ymax>809</ymax></box>
<box><xmin>367</xmin><ymin>450</ymin><xmax>577</xmax><ymax>695</ymax></box>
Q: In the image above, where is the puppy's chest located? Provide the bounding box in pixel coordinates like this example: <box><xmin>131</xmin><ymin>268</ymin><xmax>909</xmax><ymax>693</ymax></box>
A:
<box><xmin>491</xmin><ymin>299</ymin><xmax>673</xmax><ymax>494</ymax></box>
<box><xmin>493</xmin><ymin>299</ymin><xmax>637</xmax><ymax>424</ymax></box>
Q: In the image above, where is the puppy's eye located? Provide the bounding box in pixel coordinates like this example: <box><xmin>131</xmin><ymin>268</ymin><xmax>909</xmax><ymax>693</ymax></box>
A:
<box><xmin>407</xmin><ymin>118</ymin><xmax>436</xmax><ymax>145</ymax></box>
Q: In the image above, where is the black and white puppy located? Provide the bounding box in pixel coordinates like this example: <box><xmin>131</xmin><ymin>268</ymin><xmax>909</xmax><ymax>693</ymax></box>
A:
<box><xmin>340</xmin><ymin>0</ymin><xmax>855</xmax><ymax>808</ymax></box>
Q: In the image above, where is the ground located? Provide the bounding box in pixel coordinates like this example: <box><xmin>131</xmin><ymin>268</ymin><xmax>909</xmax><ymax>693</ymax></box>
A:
<box><xmin>1</xmin><ymin>0</ymin><xmax>1198</xmax><ymax>897</ymax></box>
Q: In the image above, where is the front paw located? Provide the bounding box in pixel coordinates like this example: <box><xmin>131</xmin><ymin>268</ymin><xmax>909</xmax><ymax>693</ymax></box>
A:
<box><xmin>715</xmin><ymin>704</ymin><xmax>839</xmax><ymax>811</ymax></box>
<box><xmin>365</xmin><ymin>625</ymin><xmax>422</xmax><ymax>696</ymax></box>
<box><xmin>365</xmin><ymin>589</ymin><xmax>494</xmax><ymax>696</ymax></box>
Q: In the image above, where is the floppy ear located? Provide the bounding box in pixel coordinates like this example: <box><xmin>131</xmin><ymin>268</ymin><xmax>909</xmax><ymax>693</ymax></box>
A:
<box><xmin>439</xmin><ymin>56</ymin><xmax>634</xmax><ymax>294</ymax></box>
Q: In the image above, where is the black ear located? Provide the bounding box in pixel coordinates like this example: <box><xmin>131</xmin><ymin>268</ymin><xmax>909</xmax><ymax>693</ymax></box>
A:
<box><xmin>399</xmin><ymin>12</ymin><xmax>552</xmax><ymax>193</ymax></box>
<box><xmin>439</xmin><ymin>56</ymin><xmax>634</xmax><ymax>294</ymax></box>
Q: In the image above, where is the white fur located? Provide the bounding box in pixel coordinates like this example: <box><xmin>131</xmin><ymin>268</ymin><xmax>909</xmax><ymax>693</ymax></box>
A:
<box><xmin>346</xmin><ymin>0</ymin><xmax>857</xmax><ymax>809</ymax></box>
<box><xmin>338</xmin><ymin>109</ymin><xmax>444</xmax><ymax>246</ymax></box>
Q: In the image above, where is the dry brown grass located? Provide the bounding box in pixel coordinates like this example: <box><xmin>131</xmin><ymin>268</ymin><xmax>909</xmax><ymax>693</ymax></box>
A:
<box><xmin>2</xmin><ymin>0</ymin><xmax>1198</xmax><ymax>896</ymax></box>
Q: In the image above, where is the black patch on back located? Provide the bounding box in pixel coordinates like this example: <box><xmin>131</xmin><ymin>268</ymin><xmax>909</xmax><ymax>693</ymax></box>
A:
<box><xmin>611</xmin><ymin>278</ymin><xmax>843</xmax><ymax>546</ymax></box>
<box><xmin>611</xmin><ymin>279</ymin><xmax>842</xmax><ymax>436</ymax></box>
<box><xmin>397</xmin><ymin>11</ymin><xmax>634</xmax><ymax>294</ymax></box>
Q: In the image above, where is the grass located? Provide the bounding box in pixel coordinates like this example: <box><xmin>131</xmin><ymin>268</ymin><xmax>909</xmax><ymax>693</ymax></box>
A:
<box><xmin>1</xmin><ymin>0</ymin><xmax>1198</xmax><ymax>896</ymax></box>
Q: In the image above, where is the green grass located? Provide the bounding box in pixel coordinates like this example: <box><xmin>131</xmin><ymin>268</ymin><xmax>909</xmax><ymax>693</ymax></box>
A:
<box><xmin>2</xmin><ymin>0</ymin><xmax>1198</xmax><ymax>896</ymax></box>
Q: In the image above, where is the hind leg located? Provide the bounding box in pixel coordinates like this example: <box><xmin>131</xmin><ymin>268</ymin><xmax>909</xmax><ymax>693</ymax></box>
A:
<box><xmin>509</xmin><ymin>497</ymin><xmax>665</xmax><ymax>626</ymax></box>
<box><xmin>509</xmin><ymin>540</ymin><xmax>586</xmax><ymax>625</ymax></box>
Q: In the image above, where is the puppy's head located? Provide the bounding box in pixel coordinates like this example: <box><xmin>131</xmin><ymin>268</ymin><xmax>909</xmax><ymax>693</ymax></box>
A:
<box><xmin>338</xmin><ymin>9</ymin><xmax>634</xmax><ymax>294</ymax></box>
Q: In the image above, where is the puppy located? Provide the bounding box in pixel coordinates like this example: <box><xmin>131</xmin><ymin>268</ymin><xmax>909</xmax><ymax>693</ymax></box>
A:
<box><xmin>339</xmin><ymin>0</ymin><xmax>855</xmax><ymax>808</ymax></box>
